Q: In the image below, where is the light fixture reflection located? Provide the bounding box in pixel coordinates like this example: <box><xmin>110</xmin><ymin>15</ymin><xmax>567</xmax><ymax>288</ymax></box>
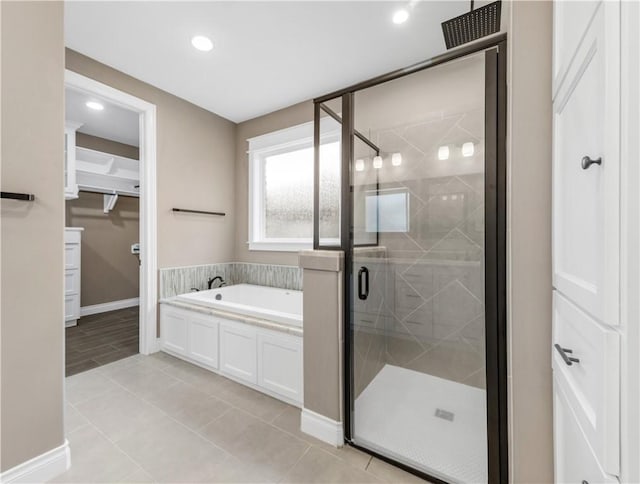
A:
<box><xmin>438</xmin><ymin>145</ymin><xmax>450</xmax><ymax>160</ymax></box>
<box><xmin>373</xmin><ymin>155</ymin><xmax>383</xmax><ymax>169</ymax></box>
<box><xmin>191</xmin><ymin>35</ymin><xmax>213</xmax><ymax>52</ymax></box>
<box><xmin>355</xmin><ymin>159</ymin><xmax>365</xmax><ymax>172</ymax></box>
<box><xmin>391</xmin><ymin>152</ymin><xmax>402</xmax><ymax>166</ymax></box>
<box><xmin>86</xmin><ymin>101</ymin><xmax>104</xmax><ymax>111</ymax></box>
<box><xmin>462</xmin><ymin>142</ymin><xmax>474</xmax><ymax>157</ymax></box>
<box><xmin>393</xmin><ymin>9</ymin><xmax>409</xmax><ymax>24</ymax></box>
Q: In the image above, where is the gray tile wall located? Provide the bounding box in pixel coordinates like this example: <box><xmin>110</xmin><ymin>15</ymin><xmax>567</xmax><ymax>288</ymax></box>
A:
<box><xmin>159</xmin><ymin>262</ymin><xmax>302</xmax><ymax>299</ymax></box>
<box><xmin>353</xmin><ymin>110</ymin><xmax>487</xmax><ymax>391</ymax></box>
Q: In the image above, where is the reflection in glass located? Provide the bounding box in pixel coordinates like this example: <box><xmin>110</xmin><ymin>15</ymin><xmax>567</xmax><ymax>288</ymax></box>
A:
<box><xmin>350</xmin><ymin>53</ymin><xmax>487</xmax><ymax>483</ymax></box>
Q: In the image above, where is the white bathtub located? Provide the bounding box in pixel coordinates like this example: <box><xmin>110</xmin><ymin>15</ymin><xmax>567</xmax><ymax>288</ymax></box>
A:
<box><xmin>176</xmin><ymin>284</ymin><xmax>303</xmax><ymax>328</ymax></box>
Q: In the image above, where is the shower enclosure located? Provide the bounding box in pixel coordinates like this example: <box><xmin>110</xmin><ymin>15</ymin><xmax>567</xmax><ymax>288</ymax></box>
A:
<box><xmin>313</xmin><ymin>35</ymin><xmax>507</xmax><ymax>483</ymax></box>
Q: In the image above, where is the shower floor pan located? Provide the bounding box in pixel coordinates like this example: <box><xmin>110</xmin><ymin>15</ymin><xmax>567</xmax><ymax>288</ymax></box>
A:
<box><xmin>354</xmin><ymin>364</ymin><xmax>488</xmax><ymax>483</ymax></box>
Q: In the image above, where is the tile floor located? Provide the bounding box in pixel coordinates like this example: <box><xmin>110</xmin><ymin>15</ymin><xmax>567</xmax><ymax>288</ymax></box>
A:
<box><xmin>66</xmin><ymin>307</ymin><xmax>140</xmax><ymax>376</ymax></box>
<box><xmin>56</xmin><ymin>352</ymin><xmax>428</xmax><ymax>483</ymax></box>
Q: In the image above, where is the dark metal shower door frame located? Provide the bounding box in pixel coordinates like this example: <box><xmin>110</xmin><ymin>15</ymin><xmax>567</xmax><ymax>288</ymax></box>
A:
<box><xmin>312</xmin><ymin>33</ymin><xmax>508</xmax><ymax>484</ymax></box>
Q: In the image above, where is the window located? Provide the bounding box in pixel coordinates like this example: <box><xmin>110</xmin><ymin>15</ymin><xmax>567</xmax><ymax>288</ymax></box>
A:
<box><xmin>248</xmin><ymin>120</ymin><xmax>340</xmax><ymax>251</ymax></box>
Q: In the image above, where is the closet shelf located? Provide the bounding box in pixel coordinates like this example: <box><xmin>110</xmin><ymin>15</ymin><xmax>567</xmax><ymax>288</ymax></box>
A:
<box><xmin>74</xmin><ymin>146</ymin><xmax>140</xmax><ymax>212</ymax></box>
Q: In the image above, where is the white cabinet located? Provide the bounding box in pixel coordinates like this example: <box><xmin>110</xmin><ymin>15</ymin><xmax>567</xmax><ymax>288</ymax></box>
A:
<box><xmin>552</xmin><ymin>1</ymin><xmax>620</xmax><ymax>327</ymax></box>
<box><xmin>219</xmin><ymin>322</ymin><xmax>257</xmax><ymax>384</ymax></box>
<box><xmin>64</xmin><ymin>228</ymin><xmax>82</xmax><ymax>327</ymax></box>
<box><xmin>160</xmin><ymin>304</ymin><xmax>303</xmax><ymax>406</ymax></box>
<box><xmin>258</xmin><ymin>331</ymin><xmax>303</xmax><ymax>403</ymax></box>
<box><xmin>553</xmin><ymin>292</ymin><xmax>620</xmax><ymax>474</ymax></box>
<box><xmin>189</xmin><ymin>314</ymin><xmax>219</xmax><ymax>369</ymax></box>
<box><xmin>64</xmin><ymin>122</ymin><xmax>82</xmax><ymax>200</ymax></box>
<box><xmin>161</xmin><ymin>306</ymin><xmax>189</xmax><ymax>357</ymax></box>
<box><xmin>553</xmin><ymin>374</ymin><xmax>618</xmax><ymax>484</ymax></box>
<box><xmin>552</xmin><ymin>0</ymin><xmax>622</xmax><ymax>481</ymax></box>
<box><xmin>160</xmin><ymin>305</ymin><xmax>219</xmax><ymax>368</ymax></box>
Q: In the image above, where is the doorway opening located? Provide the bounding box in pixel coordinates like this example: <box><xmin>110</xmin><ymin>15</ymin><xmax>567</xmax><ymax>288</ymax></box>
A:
<box><xmin>64</xmin><ymin>71</ymin><xmax>157</xmax><ymax>376</ymax></box>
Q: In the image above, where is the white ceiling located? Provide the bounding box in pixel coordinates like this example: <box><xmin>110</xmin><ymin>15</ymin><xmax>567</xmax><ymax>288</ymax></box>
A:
<box><xmin>65</xmin><ymin>1</ymin><xmax>472</xmax><ymax>123</ymax></box>
<box><xmin>65</xmin><ymin>87</ymin><xmax>140</xmax><ymax>146</ymax></box>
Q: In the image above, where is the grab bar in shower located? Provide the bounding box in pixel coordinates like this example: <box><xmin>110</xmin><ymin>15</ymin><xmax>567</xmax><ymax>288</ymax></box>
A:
<box><xmin>1</xmin><ymin>191</ymin><xmax>35</xmax><ymax>201</ymax></box>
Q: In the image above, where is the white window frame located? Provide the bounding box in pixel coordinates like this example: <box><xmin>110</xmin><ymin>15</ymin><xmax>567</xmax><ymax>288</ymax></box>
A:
<box><xmin>248</xmin><ymin>119</ymin><xmax>339</xmax><ymax>252</ymax></box>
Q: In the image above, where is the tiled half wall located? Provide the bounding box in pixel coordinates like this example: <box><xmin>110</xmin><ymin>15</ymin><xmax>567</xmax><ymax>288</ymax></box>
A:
<box><xmin>159</xmin><ymin>262</ymin><xmax>302</xmax><ymax>299</ymax></box>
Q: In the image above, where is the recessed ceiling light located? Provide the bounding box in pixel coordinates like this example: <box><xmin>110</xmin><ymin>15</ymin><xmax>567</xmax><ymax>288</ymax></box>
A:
<box><xmin>393</xmin><ymin>9</ymin><xmax>410</xmax><ymax>25</ymax></box>
<box><xmin>391</xmin><ymin>152</ymin><xmax>402</xmax><ymax>166</ymax></box>
<box><xmin>438</xmin><ymin>145</ymin><xmax>450</xmax><ymax>160</ymax></box>
<box><xmin>191</xmin><ymin>35</ymin><xmax>213</xmax><ymax>52</ymax></box>
<box><xmin>85</xmin><ymin>101</ymin><xmax>104</xmax><ymax>111</ymax></box>
<box><xmin>462</xmin><ymin>142</ymin><xmax>475</xmax><ymax>157</ymax></box>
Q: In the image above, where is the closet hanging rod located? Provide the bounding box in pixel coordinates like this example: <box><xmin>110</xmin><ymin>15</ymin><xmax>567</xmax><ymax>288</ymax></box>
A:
<box><xmin>172</xmin><ymin>208</ymin><xmax>226</xmax><ymax>216</ymax></box>
<box><xmin>1</xmin><ymin>191</ymin><xmax>35</xmax><ymax>201</ymax></box>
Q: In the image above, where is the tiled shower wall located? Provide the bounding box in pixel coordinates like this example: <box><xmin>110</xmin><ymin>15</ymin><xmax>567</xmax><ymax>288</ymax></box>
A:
<box><xmin>353</xmin><ymin>108</ymin><xmax>486</xmax><ymax>394</ymax></box>
<box><xmin>159</xmin><ymin>262</ymin><xmax>302</xmax><ymax>299</ymax></box>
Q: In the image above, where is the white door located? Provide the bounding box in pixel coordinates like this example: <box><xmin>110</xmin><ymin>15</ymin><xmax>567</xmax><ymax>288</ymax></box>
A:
<box><xmin>552</xmin><ymin>0</ymin><xmax>621</xmax><ymax>481</ymax></box>
<box><xmin>552</xmin><ymin>1</ymin><xmax>620</xmax><ymax>326</ymax></box>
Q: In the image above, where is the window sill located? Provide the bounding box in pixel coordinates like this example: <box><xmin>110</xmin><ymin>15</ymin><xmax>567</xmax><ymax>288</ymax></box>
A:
<box><xmin>248</xmin><ymin>241</ymin><xmax>313</xmax><ymax>252</ymax></box>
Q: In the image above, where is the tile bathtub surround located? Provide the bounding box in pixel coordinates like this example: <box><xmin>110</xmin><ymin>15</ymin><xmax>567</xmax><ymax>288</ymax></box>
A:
<box><xmin>232</xmin><ymin>262</ymin><xmax>302</xmax><ymax>291</ymax></box>
<box><xmin>159</xmin><ymin>262</ymin><xmax>302</xmax><ymax>299</ymax></box>
<box><xmin>159</xmin><ymin>263</ymin><xmax>233</xmax><ymax>299</ymax></box>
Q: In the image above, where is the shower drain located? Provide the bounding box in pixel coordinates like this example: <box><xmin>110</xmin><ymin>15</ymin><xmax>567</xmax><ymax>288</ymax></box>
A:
<box><xmin>435</xmin><ymin>408</ymin><xmax>455</xmax><ymax>422</ymax></box>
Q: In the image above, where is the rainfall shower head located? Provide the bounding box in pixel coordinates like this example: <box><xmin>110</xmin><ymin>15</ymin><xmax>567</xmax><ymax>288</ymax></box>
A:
<box><xmin>441</xmin><ymin>0</ymin><xmax>502</xmax><ymax>50</ymax></box>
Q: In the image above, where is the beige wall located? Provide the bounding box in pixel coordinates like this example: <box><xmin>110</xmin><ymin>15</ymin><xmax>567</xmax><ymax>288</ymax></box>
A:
<box><xmin>299</xmin><ymin>251</ymin><xmax>344</xmax><ymax>422</ymax></box>
<box><xmin>68</xmin><ymin>135</ymin><xmax>140</xmax><ymax>306</ymax></box>
<box><xmin>76</xmin><ymin>132</ymin><xmax>139</xmax><ymax>160</ymax></box>
<box><xmin>234</xmin><ymin>101</ymin><xmax>313</xmax><ymax>266</ymax></box>
<box><xmin>66</xmin><ymin>49</ymin><xmax>236</xmax><ymax>269</ymax></box>
<box><xmin>507</xmin><ymin>2</ymin><xmax>554</xmax><ymax>482</ymax></box>
<box><xmin>1</xmin><ymin>0</ymin><xmax>65</xmax><ymax>472</ymax></box>
<box><xmin>66</xmin><ymin>192</ymin><xmax>140</xmax><ymax>306</ymax></box>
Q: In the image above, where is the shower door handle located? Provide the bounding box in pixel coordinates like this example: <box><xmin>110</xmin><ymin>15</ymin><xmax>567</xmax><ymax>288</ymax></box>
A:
<box><xmin>358</xmin><ymin>267</ymin><xmax>369</xmax><ymax>300</ymax></box>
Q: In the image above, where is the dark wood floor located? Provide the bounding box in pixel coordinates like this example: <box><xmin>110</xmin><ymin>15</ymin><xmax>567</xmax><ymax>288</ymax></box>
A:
<box><xmin>66</xmin><ymin>307</ymin><xmax>139</xmax><ymax>376</ymax></box>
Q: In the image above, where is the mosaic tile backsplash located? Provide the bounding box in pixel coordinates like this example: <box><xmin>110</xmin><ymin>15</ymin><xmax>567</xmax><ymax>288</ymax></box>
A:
<box><xmin>159</xmin><ymin>262</ymin><xmax>302</xmax><ymax>299</ymax></box>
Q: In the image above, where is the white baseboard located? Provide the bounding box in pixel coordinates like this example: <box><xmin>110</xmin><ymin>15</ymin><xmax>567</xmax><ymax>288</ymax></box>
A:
<box><xmin>0</xmin><ymin>440</ymin><xmax>70</xmax><ymax>483</ymax></box>
<box><xmin>301</xmin><ymin>408</ymin><xmax>344</xmax><ymax>447</ymax></box>
<box><xmin>80</xmin><ymin>297</ymin><xmax>139</xmax><ymax>317</ymax></box>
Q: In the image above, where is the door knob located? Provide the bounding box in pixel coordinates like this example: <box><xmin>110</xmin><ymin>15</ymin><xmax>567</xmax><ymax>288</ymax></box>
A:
<box><xmin>581</xmin><ymin>156</ymin><xmax>602</xmax><ymax>170</ymax></box>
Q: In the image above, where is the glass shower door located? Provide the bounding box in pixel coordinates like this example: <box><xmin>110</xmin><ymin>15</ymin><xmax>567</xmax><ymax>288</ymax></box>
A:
<box><xmin>348</xmin><ymin>53</ymin><xmax>488</xmax><ymax>483</ymax></box>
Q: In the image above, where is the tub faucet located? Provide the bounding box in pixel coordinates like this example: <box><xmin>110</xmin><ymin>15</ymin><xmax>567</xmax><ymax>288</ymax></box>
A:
<box><xmin>207</xmin><ymin>276</ymin><xmax>225</xmax><ymax>289</ymax></box>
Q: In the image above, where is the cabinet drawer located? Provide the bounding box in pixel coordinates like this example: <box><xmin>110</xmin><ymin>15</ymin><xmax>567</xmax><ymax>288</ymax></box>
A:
<box><xmin>65</xmin><ymin>269</ymin><xmax>80</xmax><ymax>296</ymax></box>
<box><xmin>553</xmin><ymin>374</ymin><xmax>617</xmax><ymax>484</ymax></box>
<box><xmin>552</xmin><ymin>291</ymin><xmax>619</xmax><ymax>474</ymax></box>
<box><xmin>258</xmin><ymin>331</ymin><xmax>302</xmax><ymax>404</ymax></box>
<box><xmin>65</xmin><ymin>244</ymin><xmax>80</xmax><ymax>270</ymax></box>
<box><xmin>219</xmin><ymin>322</ymin><xmax>257</xmax><ymax>384</ymax></box>
<box><xmin>188</xmin><ymin>316</ymin><xmax>219</xmax><ymax>370</ymax></box>
<box><xmin>65</xmin><ymin>294</ymin><xmax>79</xmax><ymax>321</ymax></box>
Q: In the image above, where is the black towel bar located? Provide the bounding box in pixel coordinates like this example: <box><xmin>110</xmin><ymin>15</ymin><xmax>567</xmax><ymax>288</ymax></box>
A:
<box><xmin>1</xmin><ymin>191</ymin><xmax>35</xmax><ymax>201</ymax></box>
<box><xmin>172</xmin><ymin>208</ymin><xmax>225</xmax><ymax>216</ymax></box>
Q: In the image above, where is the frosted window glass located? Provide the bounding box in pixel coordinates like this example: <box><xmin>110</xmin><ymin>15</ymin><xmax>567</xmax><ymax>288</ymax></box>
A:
<box><xmin>319</xmin><ymin>141</ymin><xmax>341</xmax><ymax>241</ymax></box>
<box><xmin>365</xmin><ymin>190</ymin><xmax>409</xmax><ymax>233</ymax></box>
<box><xmin>263</xmin><ymin>141</ymin><xmax>340</xmax><ymax>240</ymax></box>
<box><xmin>264</xmin><ymin>147</ymin><xmax>314</xmax><ymax>238</ymax></box>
